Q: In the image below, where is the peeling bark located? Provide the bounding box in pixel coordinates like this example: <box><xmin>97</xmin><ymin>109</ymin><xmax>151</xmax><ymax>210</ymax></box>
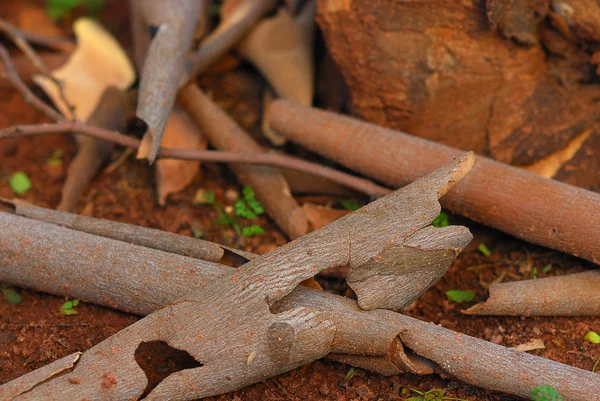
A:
<box><xmin>0</xmin><ymin>156</ymin><xmax>473</xmax><ymax>400</ymax></box>
<box><xmin>178</xmin><ymin>83</ymin><xmax>309</xmax><ymax>239</ymax></box>
<box><xmin>269</xmin><ymin>100</ymin><xmax>600</xmax><ymax>265</ymax></box>
<box><xmin>463</xmin><ymin>270</ymin><xmax>600</xmax><ymax>316</ymax></box>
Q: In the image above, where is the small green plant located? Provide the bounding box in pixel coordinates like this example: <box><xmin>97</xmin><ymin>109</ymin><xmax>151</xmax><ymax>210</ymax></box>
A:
<box><xmin>60</xmin><ymin>299</ymin><xmax>80</xmax><ymax>316</ymax></box>
<box><xmin>477</xmin><ymin>243</ymin><xmax>491</xmax><ymax>256</ymax></box>
<box><xmin>340</xmin><ymin>200</ymin><xmax>360</xmax><ymax>211</ymax></box>
<box><xmin>432</xmin><ymin>211</ymin><xmax>449</xmax><ymax>228</ymax></box>
<box><xmin>530</xmin><ymin>384</ymin><xmax>562</xmax><ymax>401</ymax></box>
<box><xmin>401</xmin><ymin>387</ymin><xmax>469</xmax><ymax>401</ymax></box>
<box><xmin>541</xmin><ymin>264</ymin><xmax>552</xmax><ymax>274</ymax></box>
<box><xmin>343</xmin><ymin>367</ymin><xmax>356</xmax><ymax>384</ymax></box>
<box><xmin>1</xmin><ymin>284</ymin><xmax>22</xmax><ymax>305</ymax></box>
<box><xmin>9</xmin><ymin>171</ymin><xmax>32</xmax><ymax>195</ymax></box>
<box><xmin>584</xmin><ymin>330</ymin><xmax>600</xmax><ymax>344</ymax></box>
<box><xmin>46</xmin><ymin>0</ymin><xmax>104</xmax><ymax>20</ymax></box>
<box><xmin>211</xmin><ymin>186</ymin><xmax>265</xmax><ymax>238</ymax></box>
<box><xmin>235</xmin><ymin>186</ymin><xmax>264</xmax><ymax>219</ymax></box>
<box><xmin>446</xmin><ymin>289</ymin><xmax>475</xmax><ymax>303</ymax></box>
<box><xmin>532</xmin><ymin>267</ymin><xmax>538</xmax><ymax>280</ymax></box>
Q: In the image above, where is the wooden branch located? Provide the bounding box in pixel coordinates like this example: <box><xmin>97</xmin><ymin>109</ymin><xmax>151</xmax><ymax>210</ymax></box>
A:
<box><xmin>0</xmin><ymin>122</ymin><xmax>390</xmax><ymax>197</ymax></box>
<box><xmin>2</xmin><ymin>198</ymin><xmax>226</xmax><ymax>265</ymax></box>
<box><xmin>0</xmin><ymin>44</ymin><xmax>63</xmax><ymax>122</ymax></box>
<box><xmin>269</xmin><ymin>100</ymin><xmax>600</xmax><ymax>265</ymax></box>
<box><xmin>131</xmin><ymin>0</ymin><xmax>205</xmax><ymax>163</ymax></box>
<box><xmin>0</xmin><ymin>17</ymin><xmax>74</xmax><ymax>53</ymax></box>
<box><xmin>178</xmin><ymin>83</ymin><xmax>308</xmax><ymax>239</ymax></box>
<box><xmin>463</xmin><ymin>270</ymin><xmax>600</xmax><ymax>316</ymax></box>
<box><xmin>185</xmin><ymin>0</ymin><xmax>278</xmax><ymax>81</ymax></box>
<box><xmin>2</xmin><ymin>200</ymin><xmax>598</xmax><ymax>400</ymax></box>
<box><xmin>56</xmin><ymin>87</ymin><xmax>127</xmax><ymax>212</ymax></box>
<box><xmin>0</xmin><ymin>156</ymin><xmax>473</xmax><ymax>400</ymax></box>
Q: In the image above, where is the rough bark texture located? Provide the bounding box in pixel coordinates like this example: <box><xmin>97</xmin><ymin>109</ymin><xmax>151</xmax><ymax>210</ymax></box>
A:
<box><xmin>178</xmin><ymin>83</ymin><xmax>309</xmax><ymax>239</ymax></box>
<box><xmin>269</xmin><ymin>100</ymin><xmax>600</xmax><ymax>265</ymax></box>
<box><xmin>4</xmin><ymin>198</ymin><xmax>225</xmax><ymax>263</ymax></box>
<box><xmin>57</xmin><ymin>87</ymin><xmax>128</xmax><ymax>212</ymax></box>
<box><xmin>1</xmin><ymin>217</ymin><xmax>597</xmax><ymax>400</ymax></box>
<box><xmin>315</xmin><ymin>0</ymin><xmax>600</xmax><ymax>189</ymax></box>
<box><xmin>463</xmin><ymin>270</ymin><xmax>600</xmax><ymax>316</ymax></box>
<box><xmin>131</xmin><ymin>0</ymin><xmax>203</xmax><ymax>163</ymax></box>
<box><xmin>0</xmin><ymin>156</ymin><xmax>473</xmax><ymax>400</ymax></box>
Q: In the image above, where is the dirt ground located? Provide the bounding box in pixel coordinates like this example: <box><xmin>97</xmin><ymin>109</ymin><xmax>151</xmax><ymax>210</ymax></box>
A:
<box><xmin>1</xmin><ymin>2</ymin><xmax>599</xmax><ymax>400</ymax></box>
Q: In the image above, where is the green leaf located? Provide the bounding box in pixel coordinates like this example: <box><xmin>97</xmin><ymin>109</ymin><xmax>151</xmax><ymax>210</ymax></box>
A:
<box><xmin>432</xmin><ymin>211</ymin><xmax>449</xmax><ymax>228</ymax></box>
<box><xmin>446</xmin><ymin>290</ymin><xmax>475</xmax><ymax>303</ymax></box>
<box><xmin>1</xmin><ymin>287</ymin><xmax>22</xmax><ymax>305</ymax></box>
<box><xmin>9</xmin><ymin>171</ymin><xmax>32</xmax><ymax>195</ymax></box>
<box><xmin>60</xmin><ymin>299</ymin><xmax>80</xmax><ymax>315</ymax></box>
<box><xmin>247</xmin><ymin>198</ymin><xmax>264</xmax><ymax>216</ymax></box>
<box><xmin>477</xmin><ymin>243</ymin><xmax>491</xmax><ymax>256</ymax></box>
<box><xmin>532</xmin><ymin>267</ymin><xmax>538</xmax><ymax>280</ymax></box>
<box><xmin>584</xmin><ymin>331</ymin><xmax>600</xmax><ymax>344</ymax></box>
<box><xmin>60</xmin><ymin>308</ymin><xmax>79</xmax><ymax>316</ymax></box>
<box><xmin>530</xmin><ymin>384</ymin><xmax>562</xmax><ymax>401</ymax></box>
<box><xmin>340</xmin><ymin>200</ymin><xmax>360</xmax><ymax>211</ymax></box>
<box><xmin>203</xmin><ymin>190</ymin><xmax>216</xmax><ymax>205</ymax></box>
<box><xmin>234</xmin><ymin>199</ymin><xmax>256</xmax><ymax>219</ymax></box>
<box><xmin>541</xmin><ymin>264</ymin><xmax>552</xmax><ymax>274</ymax></box>
<box><xmin>343</xmin><ymin>367</ymin><xmax>356</xmax><ymax>382</ymax></box>
<box><xmin>242</xmin><ymin>225</ymin><xmax>264</xmax><ymax>237</ymax></box>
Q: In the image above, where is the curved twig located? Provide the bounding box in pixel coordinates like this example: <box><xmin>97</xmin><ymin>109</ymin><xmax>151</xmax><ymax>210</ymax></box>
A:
<box><xmin>0</xmin><ymin>122</ymin><xmax>391</xmax><ymax>197</ymax></box>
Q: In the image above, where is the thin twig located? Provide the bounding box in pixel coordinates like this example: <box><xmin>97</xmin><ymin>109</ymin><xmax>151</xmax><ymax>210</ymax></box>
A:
<box><xmin>0</xmin><ymin>44</ymin><xmax>64</xmax><ymax>122</ymax></box>
<box><xmin>0</xmin><ymin>18</ymin><xmax>74</xmax><ymax>118</ymax></box>
<box><xmin>0</xmin><ymin>122</ymin><xmax>391</xmax><ymax>197</ymax></box>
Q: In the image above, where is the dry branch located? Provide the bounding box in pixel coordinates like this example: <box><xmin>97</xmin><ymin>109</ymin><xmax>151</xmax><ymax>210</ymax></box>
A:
<box><xmin>0</xmin><ymin>155</ymin><xmax>473</xmax><ymax>400</ymax></box>
<box><xmin>463</xmin><ymin>270</ymin><xmax>600</xmax><ymax>316</ymax></box>
<box><xmin>2</xmin><ymin>198</ymin><xmax>225</xmax><ymax>264</ymax></box>
<box><xmin>269</xmin><ymin>100</ymin><xmax>600</xmax><ymax>265</ymax></box>
<box><xmin>57</xmin><ymin>87</ymin><xmax>128</xmax><ymax>211</ymax></box>
<box><xmin>131</xmin><ymin>0</ymin><xmax>204</xmax><ymax>163</ymax></box>
<box><xmin>0</xmin><ymin>121</ymin><xmax>389</xmax><ymax>197</ymax></box>
<box><xmin>178</xmin><ymin>83</ymin><xmax>309</xmax><ymax>239</ymax></box>
<box><xmin>186</xmin><ymin>0</ymin><xmax>278</xmax><ymax>80</ymax></box>
<box><xmin>2</xmin><ymin>194</ymin><xmax>598</xmax><ymax>399</ymax></box>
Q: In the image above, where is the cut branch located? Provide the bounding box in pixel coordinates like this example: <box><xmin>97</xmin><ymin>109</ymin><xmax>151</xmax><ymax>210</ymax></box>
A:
<box><xmin>178</xmin><ymin>83</ymin><xmax>308</xmax><ymax>239</ymax></box>
<box><xmin>463</xmin><ymin>270</ymin><xmax>600</xmax><ymax>316</ymax></box>
<box><xmin>269</xmin><ymin>100</ymin><xmax>600</xmax><ymax>265</ymax></box>
<box><xmin>0</xmin><ymin>122</ymin><xmax>390</xmax><ymax>197</ymax></box>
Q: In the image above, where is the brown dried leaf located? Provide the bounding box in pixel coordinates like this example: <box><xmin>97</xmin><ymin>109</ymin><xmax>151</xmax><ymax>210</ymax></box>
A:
<box><xmin>156</xmin><ymin>107</ymin><xmax>207</xmax><ymax>205</ymax></box>
<box><xmin>33</xmin><ymin>18</ymin><xmax>135</xmax><ymax>121</ymax></box>
<box><xmin>512</xmin><ymin>338</ymin><xmax>545</xmax><ymax>352</ymax></box>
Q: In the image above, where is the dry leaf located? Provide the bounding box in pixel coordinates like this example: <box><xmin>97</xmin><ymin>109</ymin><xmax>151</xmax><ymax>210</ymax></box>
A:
<box><xmin>236</xmin><ymin>2</ymin><xmax>315</xmax><ymax>105</ymax></box>
<box><xmin>33</xmin><ymin>18</ymin><xmax>135</xmax><ymax>121</ymax></box>
<box><xmin>303</xmin><ymin>203</ymin><xmax>350</xmax><ymax>230</ymax></box>
<box><xmin>156</xmin><ymin>107</ymin><xmax>207</xmax><ymax>205</ymax></box>
<box><xmin>512</xmin><ymin>339</ymin><xmax>545</xmax><ymax>352</ymax></box>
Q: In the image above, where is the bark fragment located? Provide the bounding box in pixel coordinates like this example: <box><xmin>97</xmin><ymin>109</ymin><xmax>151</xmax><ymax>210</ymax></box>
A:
<box><xmin>131</xmin><ymin>0</ymin><xmax>203</xmax><ymax>163</ymax></box>
<box><xmin>463</xmin><ymin>270</ymin><xmax>600</xmax><ymax>316</ymax></box>
<box><xmin>269</xmin><ymin>100</ymin><xmax>600</xmax><ymax>264</ymax></box>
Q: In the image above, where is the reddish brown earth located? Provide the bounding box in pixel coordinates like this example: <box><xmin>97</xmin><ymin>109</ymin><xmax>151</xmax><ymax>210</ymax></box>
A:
<box><xmin>1</xmin><ymin>2</ymin><xmax>599</xmax><ymax>400</ymax></box>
